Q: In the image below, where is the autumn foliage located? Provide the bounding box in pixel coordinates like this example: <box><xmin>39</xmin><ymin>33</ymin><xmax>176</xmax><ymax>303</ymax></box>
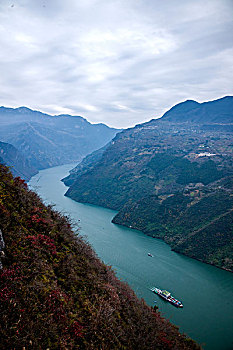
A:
<box><xmin>0</xmin><ymin>164</ymin><xmax>200</xmax><ymax>349</ymax></box>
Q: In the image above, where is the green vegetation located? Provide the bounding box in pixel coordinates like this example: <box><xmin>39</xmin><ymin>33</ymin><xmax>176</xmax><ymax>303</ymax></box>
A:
<box><xmin>174</xmin><ymin>210</ymin><xmax>233</xmax><ymax>271</ymax></box>
<box><xmin>62</xmin><ymin>144</ymin><xmax>108</xmax><ymax>187</ymax></box>
<box><xmin>113</xmin><ymin>191</ymin><xmax>233</xmax><ymax>271</ymax></box>
<box><xmin>65</xmin><ymin>97</ymin><xmax>233</xmax><ymax>272</ymax></box>
<box><xmin>148</xmin><ymin>154</ymin><xmax>222</xmax><ymax>185</ymax></box>
<box><xmin>0</xmin><ymin>164</ymin><xmax>200</xmax><ymax>349</ymax></box>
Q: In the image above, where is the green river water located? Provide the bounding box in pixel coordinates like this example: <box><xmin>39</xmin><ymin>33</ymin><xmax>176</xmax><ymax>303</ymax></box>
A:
<box><xmin>29</xmin><ymin>163</ymin><xmax>233</xmax><ymax>350</ymax></box>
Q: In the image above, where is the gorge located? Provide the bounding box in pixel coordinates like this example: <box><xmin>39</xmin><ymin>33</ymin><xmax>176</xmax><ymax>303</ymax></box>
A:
<box><xmin>29</xmin><ymin>163</ymin><xmax>233</xmax><ymax>350</ymax></box>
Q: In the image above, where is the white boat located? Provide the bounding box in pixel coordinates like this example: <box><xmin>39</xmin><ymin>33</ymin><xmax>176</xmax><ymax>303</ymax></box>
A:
<box><xmin>150</xmin><ymin>287</ymin><xmax>183</xmax><ymax>308</ymax></box>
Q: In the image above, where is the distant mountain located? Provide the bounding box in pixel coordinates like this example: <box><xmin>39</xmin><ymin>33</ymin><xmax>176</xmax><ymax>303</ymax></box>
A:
<box><xmin>0</xmin><ymin>106</ymin><xmax>51</xmax><ymax>125</ymax></box>
<box><xmin>159</xmin><ymin>96</ymin><xmax>233</xmax><ymax>123</ymax></box>
<box><xmin>64</xmin><ymin>96</ymin><xmax>233</xmax><ymax>272</ymax></box>
<box><xmin>0</xmin><ymin>141</ymin><xmax>37</xmax><ymax>180</ymax></box>
<box><xmin>0</xmin><ymin>106</ymin><xmax>120</xmax><ymax>174</ymax></box>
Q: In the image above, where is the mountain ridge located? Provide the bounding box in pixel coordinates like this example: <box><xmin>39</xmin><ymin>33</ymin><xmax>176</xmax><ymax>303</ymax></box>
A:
<box><xmin>64</xmin><ymin>96</ymin><xmax>233</xmax><ymax>271</ymax></box>
<box><xmin>0</xmin><ymin>106</ymin><xmax>120</xmax><ymax>177</ymax></box>
<box><xmin>0</xmin><ymin>105</ymin><xmax>111</xmax><ymax>127</ymax></box>
<box><xmin>157</xmin><ymin>95</ymin><xmax>233</xmax><ymax>123</ymax></box>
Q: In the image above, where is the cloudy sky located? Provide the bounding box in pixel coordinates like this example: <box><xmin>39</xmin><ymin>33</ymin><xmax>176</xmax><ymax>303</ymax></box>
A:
<box><xmin>0</xmin><ymin>0</ymin><xmax>233</xmax><ymax>128</ymax></box>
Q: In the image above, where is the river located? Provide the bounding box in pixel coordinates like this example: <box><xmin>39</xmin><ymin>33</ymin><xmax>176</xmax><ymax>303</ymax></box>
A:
<box><xmin>29</xmin><ymin>163</ymin><xmax>233</xmax><ymax>350</ymax></box>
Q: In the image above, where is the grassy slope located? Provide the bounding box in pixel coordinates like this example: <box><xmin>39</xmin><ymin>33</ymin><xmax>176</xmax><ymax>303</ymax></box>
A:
<box><xmin>0</xmin><ymin>164</ymin><xmax>200</xmax><ymax>349</ymax></box>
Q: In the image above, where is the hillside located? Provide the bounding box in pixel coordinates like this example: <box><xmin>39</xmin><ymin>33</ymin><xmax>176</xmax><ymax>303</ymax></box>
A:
<box><xmin>0</xmin><ymin>106</ymin><xmax>119</xmax><ymax>174</ymax></box>
<box><xmin>0</xmin><ymin>164</ymin><xmax>200</xmax><ymax>349</ymax></box>
<box><xmin>0</xmin><ymin>141</ymin><xmax>37</xmax><ymax>180</ymax></box>
<box><xmin>64</xmin><ymin>96</ymin><xmax>233</xmax><ymax>271</ymax></box>
<box><xmin>160</xmin><ymin>96</ymin><xmax>233</xmax><ymax>123</ymax></box>
<box><xmin>62</xmin><ymin>143</ymin><xmax>108</xmax><ymax>187</ymax></box>
<box><xmin>113</xmin><ymin>189</ymin><xmax>233</xmax><ymax>271</ymax></box>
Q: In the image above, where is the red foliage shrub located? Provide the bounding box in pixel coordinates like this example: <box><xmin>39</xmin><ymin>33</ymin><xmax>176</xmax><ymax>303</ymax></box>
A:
<box><xmin>70</xmin><ymin>321</ymin><xmax>84</xmax><ymax>338</ymax></box>
<box><xmin>0</xmin><ymin>286</ymin><xmax>15</xmax><ymax>302</ymax></box>
<box><xmin>0</xmin><ymin>203</ymin><xmax>10</xmax><ymax>216</ymax></box>
<box><xmin>25</xmin><ymin>234</ymin><xmax>57</xmax><ymax>256</ymax></box>
<box><xmin>0</xmin><ymin>267</ymin><xmax>21</xmax><ymax>302</ymax></box>
<box><xmin>0</xmin><ymin>266</ymin><xmax>22</xmax><ymax>282</ymax></box>
<box><xmin>46</xmin><ymin>289</ymin><xmax>69</xmax><ymax>322</ymax></box>
<box><xmin>32</xmin><ymin>206</ymin><xmax>43</xmax><ymax>213</ymax></box>
<box><xmin>14</xmin><ymin>177</ymin><xmax>27</xmax><ymax>189</ymax></box>
<box><xmin>158</xmin><ymin>332</ymin><xmax>173</xmax><ymax>348</ymax></box>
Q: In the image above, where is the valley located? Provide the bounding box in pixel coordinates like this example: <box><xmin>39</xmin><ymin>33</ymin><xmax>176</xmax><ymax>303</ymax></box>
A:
<box><xmin>29</xmin><ymin>163</ymin><xmax>233</xmax><ymax>350</ymax></box>
<box><xmin>0</xmin><ymin>106</ymin><xmax>119</xmax><ymax>178</ymax></box>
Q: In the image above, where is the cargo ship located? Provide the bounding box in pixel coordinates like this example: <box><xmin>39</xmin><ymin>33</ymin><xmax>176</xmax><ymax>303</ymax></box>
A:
<box><xmin>150</xmin><ymin>287</ymin><xmax>183</xmax><ymax>308</ymax></box>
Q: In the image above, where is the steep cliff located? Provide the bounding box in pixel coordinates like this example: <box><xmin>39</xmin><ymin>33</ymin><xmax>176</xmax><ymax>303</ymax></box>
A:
<box><xmin>0</xmin><ymin>164</ymin><xmax>199</xmax><ymax>349</ymax></box>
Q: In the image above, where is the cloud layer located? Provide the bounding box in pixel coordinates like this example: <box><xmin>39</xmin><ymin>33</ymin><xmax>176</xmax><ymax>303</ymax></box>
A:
<box><xmin>0</xmin><ymin>0</ymin><xmax>233</xmax><ymax>127</ymax></box>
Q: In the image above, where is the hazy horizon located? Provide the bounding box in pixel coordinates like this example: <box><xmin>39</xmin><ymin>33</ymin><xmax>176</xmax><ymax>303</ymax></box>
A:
<box><xmin>0</xmin><ymin>94</ymin><xmax>232</xmax><ymax>129</ymax></box>
<box><xmin>0</xmin><ymin>0</ymin><xmax>233</xmax><ymax>128</ymax></box>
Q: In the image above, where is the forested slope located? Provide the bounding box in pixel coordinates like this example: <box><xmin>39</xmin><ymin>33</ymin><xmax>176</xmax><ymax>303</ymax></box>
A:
<box><xmin>0</xmin><ymin>164</ymin><xmax>199</xmax><ymax>349</ymax></box>
<box><xmin>64</xmin><ymin>97</ymin><xmax>233</xmax><ymax>272</ymax></box>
